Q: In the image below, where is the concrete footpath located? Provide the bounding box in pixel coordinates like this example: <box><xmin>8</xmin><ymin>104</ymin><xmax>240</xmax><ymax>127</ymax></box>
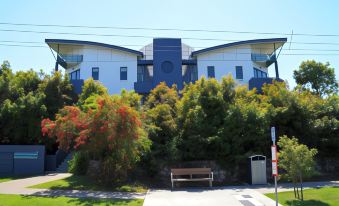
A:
<box><xmin>143</xmin><ymin>187</ymin><xmax>280</xmax><ymax>206</ymax></box>
<box><xmin>0</xmin><ymin>173</ymin><xmax>145</xmax><ymax>199</ymax></box>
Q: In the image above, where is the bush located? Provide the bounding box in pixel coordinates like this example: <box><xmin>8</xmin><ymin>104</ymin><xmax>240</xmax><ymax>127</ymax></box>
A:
<box><xmin>42</xmin><ymin>95</ymin><xmax>151</xmax><ymax>184</ymax></box>
<box><xmin>68</xmin><ymin>151</ymin><xmax>89</xmax><ymax>175</ymax></box>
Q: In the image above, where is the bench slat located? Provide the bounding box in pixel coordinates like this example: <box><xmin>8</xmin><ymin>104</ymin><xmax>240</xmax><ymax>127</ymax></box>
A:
<box><xmin>171</xmin><ymin>168</ymin><xmax>211</xmax><ymax>175</ymax></box>
<box><xmin>172</xmin><ymin>178</ymin><xmax>212</xmax><ymax>182</ymax></box>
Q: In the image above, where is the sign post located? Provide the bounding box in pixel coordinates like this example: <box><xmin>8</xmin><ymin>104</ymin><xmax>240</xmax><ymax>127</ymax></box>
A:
<box><xmin>271</xmin><ymin>127</ymin><xmax>278</xmax><ymax>206</ymax></box>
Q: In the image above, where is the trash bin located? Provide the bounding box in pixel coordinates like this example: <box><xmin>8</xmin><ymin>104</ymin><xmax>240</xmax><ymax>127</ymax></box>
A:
<box><xmin>248</xmin><ymin>155</ymin><xmax>267</xmax><ymax>185</ymax></box>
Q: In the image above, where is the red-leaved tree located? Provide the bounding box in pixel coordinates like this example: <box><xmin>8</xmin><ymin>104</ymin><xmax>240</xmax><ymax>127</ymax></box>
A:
<box><xmin>42</xmin><ymin>95</ymin><xmax>150</xmax><ymax>183</ymax></box>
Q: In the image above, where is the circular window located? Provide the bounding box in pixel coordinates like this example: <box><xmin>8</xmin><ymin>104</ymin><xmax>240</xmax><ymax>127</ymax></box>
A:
<box><xmin>161</xmin><ymin>61</ymin><xmax>174</xmax><ymax>73</ymax></box>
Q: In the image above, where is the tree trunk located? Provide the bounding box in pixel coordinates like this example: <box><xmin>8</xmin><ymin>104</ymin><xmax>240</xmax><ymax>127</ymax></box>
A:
<box><xmin>300</xmin><ymin>172</ymin><xmax>304</xmax><ymax>201</ymax></box>
<box><xmin>293</xmin><ymin>181</ymin><xmax>297</xmax><ymax>198</ymax></box>
<box><xmin>296</xmin><ymin>185</ymin><xmax>300</xmax><ymax>199</ymax></box>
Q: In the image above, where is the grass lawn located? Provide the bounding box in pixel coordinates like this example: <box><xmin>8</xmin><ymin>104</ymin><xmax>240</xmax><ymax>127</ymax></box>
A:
<box><xmin>0</xmin><ymin>175</ymin><xmax>31</xmax><ymax>183</ymax></box>
<box><xmin>0</xmin><ymin>194</ymin><xmax>143</xmax><ymax>206</ymax></box>
<box><xmin>29</xmin><ymin>175</ymin><xmax>148</xmax><ymax>193</ymax></box>
<box><xmin>266</xmin><ymin>187</ymin><xmax>339</xmax><ymax>206</ymax></box>
<box><xmin>0</xmin><ymin>177</ymin><xmax>15</xmax><ymax>183</ymax></box>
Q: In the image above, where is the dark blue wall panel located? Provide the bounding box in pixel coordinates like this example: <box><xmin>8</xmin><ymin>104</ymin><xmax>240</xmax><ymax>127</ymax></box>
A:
<box><xmin>153</xmin><ymin>38</ymin><xmax>183</xmax><ymax>90</ymax></box>
<box><xmin>0</xmin><ymin>145</ymin><xmax>45</xmax><ymax>176</ymax></box>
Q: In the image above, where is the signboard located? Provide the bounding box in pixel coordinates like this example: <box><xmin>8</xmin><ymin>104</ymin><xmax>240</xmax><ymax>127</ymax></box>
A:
<box><xmin>272</xmin><ymin>161</ymin><xmax>278</xmax><ymax>176</ymax></box>
<box><xmin>271</xmin><ymin>145</ymin><xmax>277</xmax><ymax>161</ymax></box>
<box><xmin>271</xmin><ymin>145</ymin><xmax>278</xmax><ymax>176</ymax></box>
<box><xmin>271</xmin><ymin>127</ymin><xmax>276</xmax><ymax>143</ymax></box>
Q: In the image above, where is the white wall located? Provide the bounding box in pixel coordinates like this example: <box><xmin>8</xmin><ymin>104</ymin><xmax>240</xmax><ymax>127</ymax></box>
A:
<box><xmin>196</xmin><ymin>46</ymin><xmax>268</xmax><ymax>85</ymax></box>
<box><xmin>66</xmin><ymin>45</ymin><xmax>138</xmax><ymax>94</ymax></box>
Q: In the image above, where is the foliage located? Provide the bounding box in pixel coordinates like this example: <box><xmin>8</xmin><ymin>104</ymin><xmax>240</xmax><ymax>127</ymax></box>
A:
<box><xmin>293</xmin><ymin>60</ymin><xmax>338</xmax><ymax>96</ymax></box>
<box><xmin>142</xmin><ymin>82</ymin><xmax>179</xmax><ymax>175</ymax></box>
<box><xmin>0</xmin><ymin>61</ymin><xmax>76</xmax><ymax>148</ymax></box>
<box><xmin>176</xmin><ymin>76</ymin><xmax>235</xmax><ymax>161</ymax></box>
<box><xmin>278</xmin><ymin>135</ymin><xmax>318</xmax><ymax>200</ymax></box>
<box><xmin>77</xmin><ymin>78</ymin><xmax>108</xmax><ymax>106</ymax></box>
<box><xmin>42</xmin><ymin>95</ymin><xmax>151</xmax><ymax>184</ymax></box>
<box><xmin>68</xmin><ymin>152</ymin><xmax>89</xmax><ymax>175</ymax></box>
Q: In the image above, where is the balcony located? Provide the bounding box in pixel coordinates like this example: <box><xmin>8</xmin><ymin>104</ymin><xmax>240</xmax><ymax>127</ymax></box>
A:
<box><xmin>251</xmin><ymin>53</ymin><xmax>276</xmax><ymax>67</ymax></box>
<box><xmin>134</xmin><ymin>81</ymin><xmax>153</xmax><ymax>94</ymax></box>
<box><xmin>249</xmin><ymin>77</ymin><xmax>283</xmax><ymax>93</ymax></box>
<box><xmin>59</xmin><ymin>55</ymin><xmax>83</xmax><ymax>68</ymax></box>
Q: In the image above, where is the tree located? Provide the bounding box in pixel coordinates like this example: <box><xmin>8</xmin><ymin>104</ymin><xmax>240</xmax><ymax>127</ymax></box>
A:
<box><xmin>42</xmin><ymin>95</ymin><xmax>150</xmax><ymax>184</ymax></box>
<box><xmin>278</xmin><ymin>135</ymin><xmax>318</xmax><ymax>200</ymax></box>
<box><xmin>0</xmin><ymin>62</ymin><xmax>76</xmax><ymax>150</ymax></box>
<box><xmin>176</xmin><ymin>76</ymin><xmax>235</xmax><ymax>161</ymax></box>
<box><xmin>78</xmin><ymin>78</ymin><xmax>108</xmax><ymax>106</ymax></box>
<box><xmin>293</xmin><ymin>60</ymin><xmax>338</xmax><ymax>96</ymax></box>
<box><xmin>143</xmin><ymin>82</ymin><xmax>179</xmax><ymax>175</ymax></box>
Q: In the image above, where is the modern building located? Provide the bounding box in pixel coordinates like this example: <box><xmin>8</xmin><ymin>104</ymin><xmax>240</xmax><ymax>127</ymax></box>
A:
<box><xmin>45</xmin><ymin>37</ymin><xmax>287</xmax><ymax>94</ymax></box>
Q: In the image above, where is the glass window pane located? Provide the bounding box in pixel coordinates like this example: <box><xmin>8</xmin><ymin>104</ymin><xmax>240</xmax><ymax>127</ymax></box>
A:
<box><xmin>207</xmin><ymin>66</ymin><xmax>215</xmax><ymax>78</ymax></box>
<box><xmin>236</xmin><ymin>66</ymin><xmax>243</xmax><ymax>79</ymax></box>
<box><xmin>120</xmin><ymin>67</ymin><xmax>127</xmax><ymax>80</ymax></box>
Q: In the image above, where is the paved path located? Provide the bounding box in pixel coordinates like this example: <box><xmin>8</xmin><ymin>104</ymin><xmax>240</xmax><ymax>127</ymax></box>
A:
<box><xmin>143</xmin><ymin>187</ymin><xmax>280</xmax><ymax>206</ymax></box>
<box><xmin>0</xmin><ymin>173</ymin><xmax>145</xmax><ymax>199</ymax></box>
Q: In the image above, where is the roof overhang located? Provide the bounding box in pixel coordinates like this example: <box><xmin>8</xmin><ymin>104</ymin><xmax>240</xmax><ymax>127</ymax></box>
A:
<box><xmin>45</xmin><ymin>39</ymin><xmax>144</xmax><ymax>57</ymax></box>
<box><xmin>191</xmin><ymin>38</ymin><xmax>287</xmax><ymax>57</ymax></box>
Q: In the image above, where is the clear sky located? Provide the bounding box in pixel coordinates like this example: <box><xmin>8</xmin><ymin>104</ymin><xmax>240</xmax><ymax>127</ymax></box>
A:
<box><xmin>1</xmin><ymin>0</ymin><xmax>338</xmax><ymax>88</ymax></box>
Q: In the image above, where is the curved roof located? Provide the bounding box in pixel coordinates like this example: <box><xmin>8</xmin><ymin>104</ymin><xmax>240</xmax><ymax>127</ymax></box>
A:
<box><xmin>45</xmin><ymin>39</ymin><xmax>143</xmax><ymax>56</ymax></box>
<box><xmin>191</xmin><ymin>38</ymin><xmax>287</xmax><ymax>56</ymax></box>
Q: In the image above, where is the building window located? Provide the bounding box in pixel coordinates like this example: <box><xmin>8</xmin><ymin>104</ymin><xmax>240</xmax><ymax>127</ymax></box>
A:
<box><xmin>236</xmin><ymin>66</ymin><xmax>243</xmax><ymax>79</ymax></box>
<box><xmin>253</xmin><ymin>68</ymin><xmax>267</xmax><ymax>78</ymax></box>
<box><xmin>120</xmin><ymin>67</ymin><xmax>127</xmax><ymax>80</ymax></box>
<box><xmin>92</xmin><ymin>67</ymin><xmax>99</xmax><ymax>80</ymax></box>
<box><xmin>70</xmin><ymin>70</ymin><xmax>80</xmax><ymax>80</ymax></box>
<box><xmin>207</xmin><ymin>66</ymin><xmax>215</xmax><ymax>78</ymax></box>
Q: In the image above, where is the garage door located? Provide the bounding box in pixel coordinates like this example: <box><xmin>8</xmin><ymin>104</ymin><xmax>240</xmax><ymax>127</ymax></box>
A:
<box><xmin>0</xmin><ymin>152</ymin><xmax>13</xmax><ymax>174</ymax></box>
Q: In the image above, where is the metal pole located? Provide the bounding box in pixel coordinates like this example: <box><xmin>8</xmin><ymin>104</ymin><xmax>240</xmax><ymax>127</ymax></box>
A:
<box><xmin>275</xmin><ymin>175</ymin><xmax>278</xmax><ymax>206</ymax></box>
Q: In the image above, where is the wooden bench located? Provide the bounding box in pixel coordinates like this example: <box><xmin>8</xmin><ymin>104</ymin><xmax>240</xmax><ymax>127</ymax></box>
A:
<box><xmin>170</xmin><ymin>168</ymin><xmax>213</xmax><ymax>189</ymax></box>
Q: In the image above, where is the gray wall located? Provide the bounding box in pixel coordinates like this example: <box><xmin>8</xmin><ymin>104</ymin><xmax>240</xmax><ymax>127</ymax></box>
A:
<box><xmin>0</xmin><ymin>145</ymin><xmax>45</xmax><ymax>176</ymax></box>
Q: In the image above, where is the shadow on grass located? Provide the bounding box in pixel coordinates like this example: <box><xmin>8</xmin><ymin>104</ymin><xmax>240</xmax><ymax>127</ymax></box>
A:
<box><xmin>43</xmin><ymin>175</ymin><xmax>146</xmax><ymax>193</ymax></box>
<box><xmin>67</xmin><ymin>198</ymin><xmax>142</xmax><ymax>206</ymax></box>
<box><xmin>286</xmin><ymin>199</ymin><xmax>330</xmax><ymax>206</ymax></box>
<box><xmin>21</xmin><ymin>195</ymin><xmax>142</xmax><ymax>206</ymax></box>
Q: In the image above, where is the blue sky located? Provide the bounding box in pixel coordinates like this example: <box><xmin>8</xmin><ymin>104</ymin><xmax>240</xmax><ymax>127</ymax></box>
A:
<box><xmin>1</xmin><ymin>0</ymin><xmax>338</xmax><ymax>88</ymax></box>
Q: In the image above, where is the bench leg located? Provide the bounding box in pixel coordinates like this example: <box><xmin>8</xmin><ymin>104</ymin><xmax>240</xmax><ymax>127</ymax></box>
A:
<box><xmin>209</xmin><ymin>180</ymin><xmax>212</xmax><ymax>188</ymax></box>
<box><xmin>172</xmin><ymin>181</ymin><xmax>174</xmax><ymax>189</ymax></box>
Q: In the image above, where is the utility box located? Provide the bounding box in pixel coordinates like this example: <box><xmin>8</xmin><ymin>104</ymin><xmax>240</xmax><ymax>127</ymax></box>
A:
<box><xmin>248</xmin><ymin>155</ymin><xmax>267</xmax><ymax>185</ymax></box>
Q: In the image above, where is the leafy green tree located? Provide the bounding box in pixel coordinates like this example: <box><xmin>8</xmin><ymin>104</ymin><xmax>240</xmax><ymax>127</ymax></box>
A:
<box><xmin>293</xmin><ymin>60</ymin><xmax>338</xmax><ymax>96</ymax></box>
<box><xmin>143</xmin><ymin>82</ymin><xmax>179</xmax><ymax>175</ymax></box>
<box><xmin>39</xmin><ymin>72</ymin><xmax>77</xmax><ymax>118</ymax></box>
<box><xmin>78</xmin><ymin>78</ymin><xmax>108</xmax><ymax>106</ymax></box>
<box><xmin>278</xmin><ymin>135</ymin><xmax>318</xmax><ymax>200</ymax></box>
<box><xmin>0</xmin><ymin>62</ymin><xmax>76</xmax><ymax>149</ymax></box>
<box><xmin>176</xmin><ymin>76</ymin><xmax>235</xmax><ymax>161</ymax></box>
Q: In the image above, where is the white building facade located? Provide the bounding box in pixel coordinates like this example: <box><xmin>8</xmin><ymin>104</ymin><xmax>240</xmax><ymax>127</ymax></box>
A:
<box><xmin>46</xmin><ymin>38</ymin><xmax>287</xmax><ymax>94</ymax></box>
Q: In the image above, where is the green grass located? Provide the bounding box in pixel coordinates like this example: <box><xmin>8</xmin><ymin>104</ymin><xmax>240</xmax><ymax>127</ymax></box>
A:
<box><xmin>0</xmin><ymin>175</ymin><xmax>31</xmax><ymax>183</ymax></box>
<box><xmin>29</xmin><ymin>175</ymin><xmax>148</xmax><ymax>193</ymax></box>
<box><xmin>0</xmin><ymin>177</ymin><xmax>15</xmax><ymax>183</ymax></box>
<box><xmin>266</xmin><ymin>187</ymin><xmax>339</xmax><ymax>206</ymax></box>
<box><xmin>0</xmin><ymin>194</ymin><xmax>143</xmax><ymax>206</ymax></box>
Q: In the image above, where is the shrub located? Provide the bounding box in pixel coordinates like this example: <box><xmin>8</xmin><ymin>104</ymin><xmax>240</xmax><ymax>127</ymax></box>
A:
<box><xmin>68</xmin><ymin>151</ymin><xmax>89</xmax><ymax>175</ymax></box>
<box><xmin>42</xmin><ymin>95</ymin><xmax>150</xmax><ymax>184</ymax></box>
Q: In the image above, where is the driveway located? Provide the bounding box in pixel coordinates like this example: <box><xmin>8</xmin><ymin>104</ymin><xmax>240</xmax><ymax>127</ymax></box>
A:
<box><xmin>143</xmin><ymin>187</ymin><xmax>280</xmax><ymax>206</ymax></box>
